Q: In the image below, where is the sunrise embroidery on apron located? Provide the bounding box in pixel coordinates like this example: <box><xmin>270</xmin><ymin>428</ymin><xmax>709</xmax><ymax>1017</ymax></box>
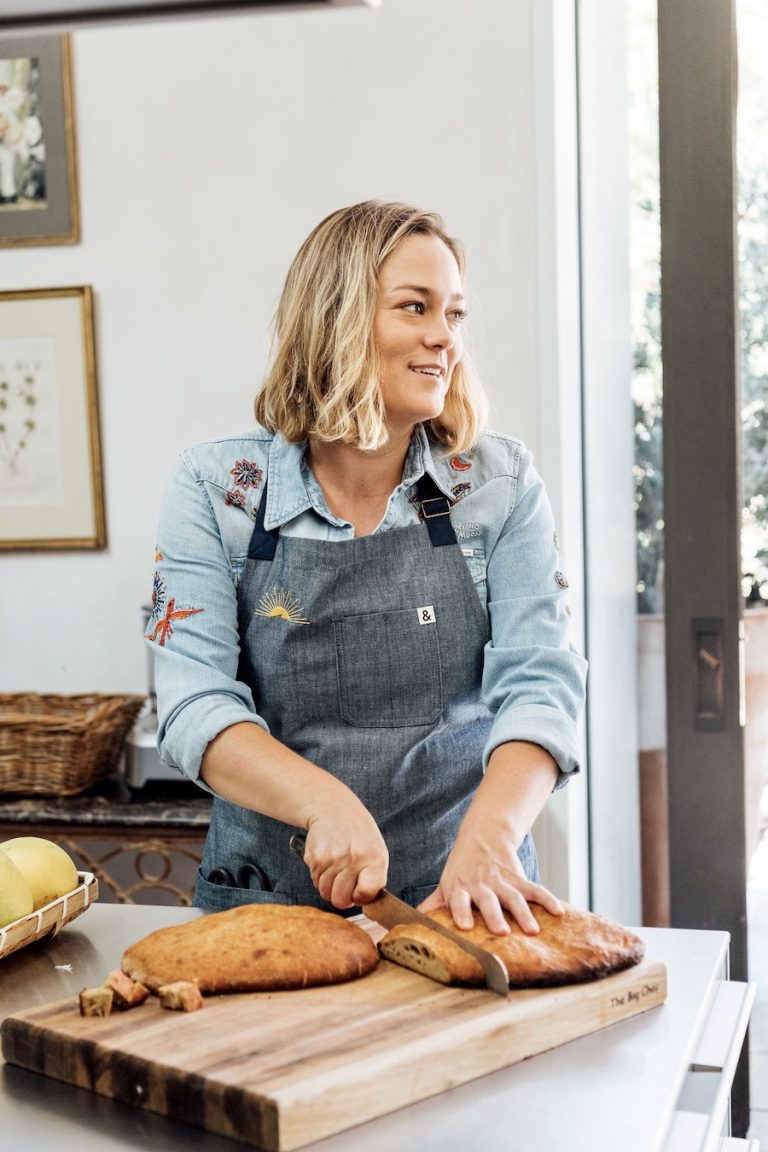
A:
<box><xmin>254</xmin><ymin>588</ymin><xmax>310</xmax><ymax>625</ymax></box>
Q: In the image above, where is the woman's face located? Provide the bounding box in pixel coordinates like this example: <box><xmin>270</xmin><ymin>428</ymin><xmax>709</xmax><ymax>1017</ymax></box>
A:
<box><xmin>373</xmin><ymin>232</ymin><xmax>466</xmax><ymax>437</ymax></box>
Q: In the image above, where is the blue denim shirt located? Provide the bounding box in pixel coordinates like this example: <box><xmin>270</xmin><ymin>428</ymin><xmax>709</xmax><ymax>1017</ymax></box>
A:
<box><xmin>148</xmin><ymin>424</ymin><xmax>587</xmax><ymax>788</ymax></box>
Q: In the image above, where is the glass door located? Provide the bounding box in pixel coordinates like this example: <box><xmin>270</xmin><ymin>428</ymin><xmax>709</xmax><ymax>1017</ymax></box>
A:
<box><xmin>629</xmin><ymin>0</ymin><xmax>754</xmax><ymax>1132</ymax></box>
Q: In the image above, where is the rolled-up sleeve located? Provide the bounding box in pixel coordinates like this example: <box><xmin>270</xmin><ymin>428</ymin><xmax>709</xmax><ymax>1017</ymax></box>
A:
<box><xmin>481</xmin><ymin>449</ymin><xmax>587</xmax><ymax>786</ymax></box>
<box><xmin>148</xmin><ymin>454</ymin><xmax>269</xmax><ymax>785</ymax></box>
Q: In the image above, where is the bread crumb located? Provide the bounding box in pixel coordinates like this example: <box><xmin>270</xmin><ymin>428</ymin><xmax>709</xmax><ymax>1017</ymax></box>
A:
<box><xmin>157</xmin><ymin>981</ymin><xmax>204</xmax><ymax>1012</ymax></box>
<box><xmin>104</xmin><ymin>969</ymin><xmax>150</xmax><ymax>1010</ymax></box>
<box><xmin>79</xmin><ymin>985</ymin><xmax>114</xmax><ymax>1017</ymax></box>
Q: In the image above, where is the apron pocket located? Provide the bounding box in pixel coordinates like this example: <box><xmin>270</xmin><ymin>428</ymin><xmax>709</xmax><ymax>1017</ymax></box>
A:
<box><xmin>194</xmin><ymin>869</ymin><xmax>297</xmax><ymax>911</ymax></box>
<box><xmin>334</xmin><ymin>608</ymin><xmax>443</xmax><ymax>727</ymax></box>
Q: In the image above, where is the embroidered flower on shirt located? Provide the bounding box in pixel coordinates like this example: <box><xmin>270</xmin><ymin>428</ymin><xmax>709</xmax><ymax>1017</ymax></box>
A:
<box><xmin>254</xmin><ymin>588</ymin><xmax>309</xmax><ymax>625</ymax></box>
<box><xmin>225</xmin><ymin>488</ymin><xmax>246</xmax><ymax>508</ymax></box>
<box><xmin>451</xmin><ymin>482</ymin><xmax>472</xmax><ymax>502</ymax></box>
<box><xmin>230</xmin><ymin>459</ymin><xmax>263</xmax><ymax>489</ymax></box>
<box><xmin>555</xmin><ymin>570</ymin><xmax>569</xmax><ymax>590</ymax></box>
<box><xmin>150</xmin><ymin>570</ymin><xmax>166</xmax><ymax>616</ymax></box>
<box><xmin>154</xmin><ymin>547</ymin><xmax>164</xmax><ymax>562</ymax></box>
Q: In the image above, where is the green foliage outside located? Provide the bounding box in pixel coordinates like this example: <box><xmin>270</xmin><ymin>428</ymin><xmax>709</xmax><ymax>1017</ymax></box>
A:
<box><xmin>630</xmin><ymin>0</ymin><xmax>768</xmax><ymax>612</ymax></box>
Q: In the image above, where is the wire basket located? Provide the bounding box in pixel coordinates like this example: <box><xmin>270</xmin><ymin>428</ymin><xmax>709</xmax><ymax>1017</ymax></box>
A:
<box><xmin>0</xmin><ymin>693</ymin><xmax>146</xmax><ymax>796</ymax></box>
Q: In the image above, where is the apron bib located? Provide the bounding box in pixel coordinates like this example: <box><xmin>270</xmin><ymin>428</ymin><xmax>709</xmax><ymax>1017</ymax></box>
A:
<box><xmin>196</xmin><ymin>474</ymin><xmax>538</xmax><ymax>910</ymax></box>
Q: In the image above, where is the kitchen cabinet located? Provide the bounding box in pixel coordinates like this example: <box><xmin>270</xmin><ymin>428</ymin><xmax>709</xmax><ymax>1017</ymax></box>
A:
<box><xmin>0</xmin><ymin>781</ymin><xmax>210</xmax><ymax>904</ymax></box>
<box><xmin>0</xmin><ymin>905</ymin><xmax>755</xmax><ymax>1151</ymax></box>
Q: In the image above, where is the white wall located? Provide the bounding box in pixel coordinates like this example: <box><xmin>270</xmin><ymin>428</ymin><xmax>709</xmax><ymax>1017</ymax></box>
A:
<box><xmin>1</xmin><ymin>0</ymin><xmax>548</xmax><ymax>693</ymax></box>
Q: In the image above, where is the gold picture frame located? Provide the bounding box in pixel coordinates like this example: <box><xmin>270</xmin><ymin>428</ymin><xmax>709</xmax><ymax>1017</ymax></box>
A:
<box><xmin>0</xmin><ymin>33</ymin><xmax>79</xmax><ymax>247</ymax></box>
<box><xmin>0</xmin><ymin>286</ymin><xmax>105</xmax><ymax>550</ymax></box>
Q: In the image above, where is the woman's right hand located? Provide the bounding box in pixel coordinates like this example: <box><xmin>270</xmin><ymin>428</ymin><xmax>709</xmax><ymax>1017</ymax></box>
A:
<box><xmin>302</xmin><ymin>805</ymin><xmax>389</xmax><ymax>908</ymax></box>
<box><xmin>201</xmin><ymin>722</ymin><xmax>388</xmax><ymax>906</ymax></box>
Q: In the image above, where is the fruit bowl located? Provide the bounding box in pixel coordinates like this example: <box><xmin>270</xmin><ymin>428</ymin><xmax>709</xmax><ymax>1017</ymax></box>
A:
<box><xmin>0</xmin><ymin>872</ymin><xmax>98</xmax><ymax>962</ymax></box>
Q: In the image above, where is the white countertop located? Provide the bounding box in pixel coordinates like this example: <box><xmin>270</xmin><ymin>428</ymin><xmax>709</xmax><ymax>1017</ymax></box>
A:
<box><xmin>0</xmin><ymin>905</ymin><xmax>748</xmax><ymax>1152</ymax></box>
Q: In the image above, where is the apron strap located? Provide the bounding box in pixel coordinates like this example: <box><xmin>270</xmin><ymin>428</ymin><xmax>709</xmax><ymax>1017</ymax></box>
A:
<box><xmin>247</xmin><ymin>472</ymin><xmax>457</xmax><ymax>558</ymax></box>
<box><xmin>247</xmin><ymin>481</ymin><xmax>279</xmax><ymax>560</ymax></box>
<box><xmin>415</xmin><ymin>474</ymin><xmax>458</xmax><ymax>547</ymax></box>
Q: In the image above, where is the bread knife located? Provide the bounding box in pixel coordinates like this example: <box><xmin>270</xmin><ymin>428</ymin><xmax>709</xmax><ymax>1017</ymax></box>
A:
<box><xmin>288</xmin><ymin>833</ymin><xmax>509</xmax><ymax>997</ymax></box>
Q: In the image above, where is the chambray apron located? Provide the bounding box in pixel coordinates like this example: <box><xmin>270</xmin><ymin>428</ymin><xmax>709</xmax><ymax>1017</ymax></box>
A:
<box><xmin>195</xmin><ymin>473</ymin><xmax>538</xmax><ymax>911</ymax></box>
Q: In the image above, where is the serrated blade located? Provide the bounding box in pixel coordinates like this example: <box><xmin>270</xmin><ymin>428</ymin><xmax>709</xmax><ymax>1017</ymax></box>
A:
<box><xmin>365</xmin><ymin>889</ymin><xmax>510</xmax><ymax>997</ymax></box>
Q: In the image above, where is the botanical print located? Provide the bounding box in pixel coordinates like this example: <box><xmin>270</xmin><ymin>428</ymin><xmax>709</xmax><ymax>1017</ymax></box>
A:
<box><xmin>0</xmin><ymin>336</ymin><xmax>64</xmax><ymax>505</ymax></box>
<box><xmin>0</xmin><ymin>55</ymin><xmax>47</xmax><ymax>210</ymax></box>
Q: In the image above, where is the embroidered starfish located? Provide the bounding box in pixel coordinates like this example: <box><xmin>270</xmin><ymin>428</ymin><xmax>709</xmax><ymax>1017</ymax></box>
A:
<box><xmin>145</xmin><ymin>598</ymin><xmax>203</xmax><ymax>646</ymax></box>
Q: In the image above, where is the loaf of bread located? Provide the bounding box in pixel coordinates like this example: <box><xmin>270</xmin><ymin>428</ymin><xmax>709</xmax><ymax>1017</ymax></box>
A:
<box><xmin>121</xmin><ymin>904</ymin><xmax>379</xmax><ymax>994</ymax></box>
<box><xmin>378</xmin><ymin>903</ymin><xmax>645</xmax><ymax>988</ymax></box>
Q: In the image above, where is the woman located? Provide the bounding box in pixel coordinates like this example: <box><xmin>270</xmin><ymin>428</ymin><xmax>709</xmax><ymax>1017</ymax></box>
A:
<box><xmin>148</xmin><ymin>200</ymin><xmax>587</xmax><ymax>937</ymax></box>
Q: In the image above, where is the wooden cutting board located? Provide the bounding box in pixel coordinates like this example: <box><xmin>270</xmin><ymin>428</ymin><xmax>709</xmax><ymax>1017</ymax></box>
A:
<box><xmin>1</xmin><ymin>918</ymin><xmax>667</xmax><ymax>1152</ymax></box>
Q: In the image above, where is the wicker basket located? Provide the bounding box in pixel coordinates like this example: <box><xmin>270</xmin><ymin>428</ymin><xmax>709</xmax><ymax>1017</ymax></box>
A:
<box><xmin>0</xmin><ymin>872</ymin><xmax>99</xmax><ymax>961</ymax></box>
<box><xmin>0</xmin><ymin>693</ymin><xmax>146</xmax><ymax>796</ymax></box>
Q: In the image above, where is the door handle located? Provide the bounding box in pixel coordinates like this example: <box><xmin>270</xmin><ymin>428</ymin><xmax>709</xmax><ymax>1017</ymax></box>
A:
<box><xmin>692</xmin><ymin>617</ymin><xmax>724</xmax><ymax>731</ymax></box>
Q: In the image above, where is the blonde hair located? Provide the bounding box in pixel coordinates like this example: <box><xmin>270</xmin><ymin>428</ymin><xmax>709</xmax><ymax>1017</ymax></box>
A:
<box><xmin>254</xmin><ymin>200</ymin><xmax>488</xmax><ymax>453</ymax></box>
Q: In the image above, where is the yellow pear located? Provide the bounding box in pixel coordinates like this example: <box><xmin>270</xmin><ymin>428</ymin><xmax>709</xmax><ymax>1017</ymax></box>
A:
<box><xmin>0</xmin><ymin>850</ymin><xmax>34</xmax><ymax>928</ymax></box>
<box><xmin>0</xmin><ymin>837</ymin><xmax>78</xmax><ymax>910</ymax></box>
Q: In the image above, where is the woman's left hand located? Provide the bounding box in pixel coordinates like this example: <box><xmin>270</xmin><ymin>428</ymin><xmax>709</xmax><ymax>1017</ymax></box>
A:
<box><xmin>417</xmin><ymin>820</ymin><xmax>562</xmax><ymax>936</ymax></box>
<box><xmin>417</xmin><ymin>740</ymin><xmax>564</xmax><ymax>936</ymax></box>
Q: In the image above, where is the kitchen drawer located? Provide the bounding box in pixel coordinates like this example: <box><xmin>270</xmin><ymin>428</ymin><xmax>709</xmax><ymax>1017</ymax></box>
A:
<box><xmin>664</xmin><ymin>981</ymin><xmax>755</xmax><ymax>1152</ymax></box>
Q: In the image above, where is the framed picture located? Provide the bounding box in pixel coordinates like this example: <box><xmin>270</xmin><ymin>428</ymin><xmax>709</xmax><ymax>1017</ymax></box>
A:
<box><xmin>0</xmin><ymin>286</ymin><xmax>105</xmax><ymax>550</ymax></box>
<box><xmin>0</xmin><ymin>3</ymin><xmax>380</xmax><ymax>33</ymax></box>
<box><xmin>0</xmin><ymin>34</ymin><xmax>79</xmax><ymax>247</ymax></box>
